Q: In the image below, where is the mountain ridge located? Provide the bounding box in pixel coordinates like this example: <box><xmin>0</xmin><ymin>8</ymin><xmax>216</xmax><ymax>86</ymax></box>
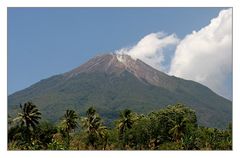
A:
<box><xmin>8</xmin><ymin>53</ymin><xmax>232</xmax><ymax>129</ymax></box>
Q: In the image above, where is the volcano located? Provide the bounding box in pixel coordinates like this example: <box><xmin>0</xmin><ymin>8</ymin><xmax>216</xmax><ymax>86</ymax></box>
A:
<box><xmin>8</xmin><ymin>53</ymin><xmax>232</xmax><ymax>128</ymax></box>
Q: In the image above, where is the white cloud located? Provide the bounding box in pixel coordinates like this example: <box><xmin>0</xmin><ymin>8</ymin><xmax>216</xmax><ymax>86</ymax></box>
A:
<box><xmin>114</xmin><ymin>8</ymin><xmax>232</xmax><ymax>99</ymax></box>
<box><xmin>169</xmin><ymin>8</ymin><xmax>232</xmax><ymax>98</ymax></box>
<box><xmin>115</xmin><ymin>32</ymin><xmax>179</xmax><ymax>71</ymax></box>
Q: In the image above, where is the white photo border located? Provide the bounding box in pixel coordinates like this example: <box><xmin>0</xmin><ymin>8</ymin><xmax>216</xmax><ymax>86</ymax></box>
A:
<box><xmin>1</xmin><ymin>0</ymin><xmax>239</xmax><ymax>158</ymax></box>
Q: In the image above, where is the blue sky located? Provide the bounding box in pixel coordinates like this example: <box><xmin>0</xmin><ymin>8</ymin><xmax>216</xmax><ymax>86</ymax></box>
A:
<box><xmin>8</xmin><ymin>8</ymin><xmax>232</xmax><ymax>99</ymax></box>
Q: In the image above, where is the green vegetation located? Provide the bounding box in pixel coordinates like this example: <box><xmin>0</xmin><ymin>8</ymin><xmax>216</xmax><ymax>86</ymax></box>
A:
<box><xmin>8</xmin><ymin>102</ymin><xmax>232</xmax><ymax>150</ymax></box>
<box><xmin>80</xmin><ymin>107</ymin><xmax>107</xmax><ymax>149</ymax></box>
<box><xmin>59</xmin><ymin>109</ymin><xmax>78</xmax><ymax>149</ymax></box>
<box><xmin>8</xmin><ymin>71</ymin><xmax>232</xmax><ymax>129</ymax></box>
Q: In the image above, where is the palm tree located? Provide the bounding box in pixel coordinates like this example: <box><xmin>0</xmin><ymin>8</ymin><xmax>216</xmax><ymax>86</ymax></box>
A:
<box><xmin>81</xmin><ymin>107</ymin><xmax>107</xmax><ymax>149</ymax></box>
<box><xmin>165</xmin><ymin>104</ymin><xmax>196</xmax><ymax>144</ymax></box>
<box><xmin>169</xmin><ymin>116</ymin><xmax>189</xmax><ymax>143</ymax></box>
<box><xmin>12</xmin><ymin>102</ymin><xmax>41</xmax><ymax>146</ymax></box>
<box><xmin>117</xmin><ymin>109</ymin><xmax>135</xmax><ymax>149</ymax></box>
<box><xmin>13</xmin><ymin>102</ymin><xmax>41</xmax><ymax>129</ymax></box>
<box><xmin>8</xmin><ymin>114</ymin><xmax>13</xmax><ymax>131</ymax></box>
<box><xmin>60</xmin><ymin>109</ymin><xmax>78</xmax><ymax>149</ymax></box>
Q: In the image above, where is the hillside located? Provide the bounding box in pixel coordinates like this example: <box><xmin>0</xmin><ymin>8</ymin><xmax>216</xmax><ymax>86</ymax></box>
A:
<box><xmin>8</xmin><ymin>54</ymin><xmax>232</xmax><ymax>128</ymax></box>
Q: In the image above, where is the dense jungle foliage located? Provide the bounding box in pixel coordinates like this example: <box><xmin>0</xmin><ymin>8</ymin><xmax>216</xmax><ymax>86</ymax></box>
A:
<box><xmin>8</xmin><ymin>102</ymin><xmax>232</xmax><ymax>150</ymax></box>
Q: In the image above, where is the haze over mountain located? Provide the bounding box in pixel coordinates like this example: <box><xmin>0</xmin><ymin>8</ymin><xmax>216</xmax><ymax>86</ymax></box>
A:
<box><xmin>8</xmin><ymin>53</ymin><xmax>232</xmax><ymax>129</ymax></box>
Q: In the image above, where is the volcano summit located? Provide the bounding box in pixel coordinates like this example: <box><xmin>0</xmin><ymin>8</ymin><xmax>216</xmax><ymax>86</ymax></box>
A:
<box><xmin>8</xmin><ymin>53</ymin><xmax>232</xmax><ymax>128</ymax></box>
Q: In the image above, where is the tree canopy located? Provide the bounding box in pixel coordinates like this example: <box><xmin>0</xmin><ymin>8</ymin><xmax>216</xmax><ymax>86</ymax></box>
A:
<box><xmin>8</xmin><ymin>102</ymin><xmax>232</xmax><ymax>150</ymax></box>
